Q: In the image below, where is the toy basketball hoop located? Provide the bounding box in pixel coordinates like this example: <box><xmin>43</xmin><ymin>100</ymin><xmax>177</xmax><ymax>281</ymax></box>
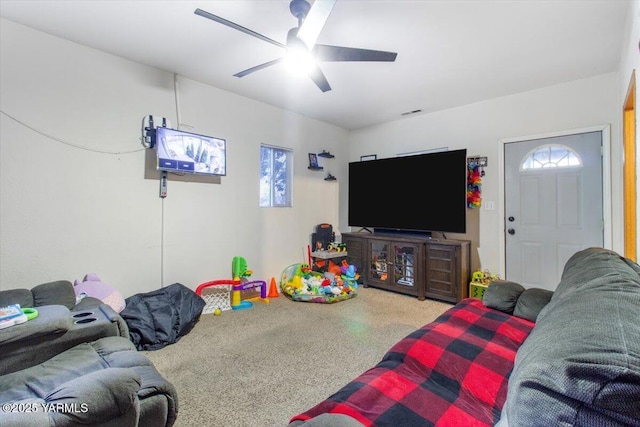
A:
<box><xmin>195</xmin><ymin>280</ymin><xmax>233</xmax><ymax>314</ymax></box>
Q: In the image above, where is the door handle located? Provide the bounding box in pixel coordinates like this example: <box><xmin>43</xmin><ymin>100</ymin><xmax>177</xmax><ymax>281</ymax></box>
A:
<box><xmin>508</xmin><ymin>216</ymin><xmax>515</xmax><ymax>222</ymax></box>
<box><xmin>508</xmin><ymin>228</ymin><xmax>516</xmax><ymax>235</ymax></box>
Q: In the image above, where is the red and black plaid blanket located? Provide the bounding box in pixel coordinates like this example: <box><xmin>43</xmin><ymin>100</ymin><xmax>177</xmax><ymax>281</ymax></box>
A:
<box><xmin>291</xmin><ymin>298</ymin><xmax>535</xmax><ymax>426</ymax></box>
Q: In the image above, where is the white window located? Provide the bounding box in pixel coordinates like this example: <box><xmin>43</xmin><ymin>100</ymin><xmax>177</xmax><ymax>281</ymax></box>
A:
<box><xmin>260</xmin><ymin>145</ymin><xmax>293</xmax><ymax>207</ymax></box>
<box><xmin>520</xmin><ymin>144</ymin><xmax>582</xmax><ymax>170</ymax></box>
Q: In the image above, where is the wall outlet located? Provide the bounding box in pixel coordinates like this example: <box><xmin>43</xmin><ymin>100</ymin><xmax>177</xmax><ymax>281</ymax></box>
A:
<box><xmin>484</xmin><ymin>201</ymin><xmax>495</xmax><ymax>211</ymax></box>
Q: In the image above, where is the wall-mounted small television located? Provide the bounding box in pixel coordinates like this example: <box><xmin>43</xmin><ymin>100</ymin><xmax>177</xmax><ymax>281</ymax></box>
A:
<box><xmin>348</xmin><ymin>149</ymin><xmax>467</xmax><ymax>235</ymax></box>
<box><xmin>156</xmin><ymin>127</ymin><xmax>226</xmax><ymax>176</ymax></box>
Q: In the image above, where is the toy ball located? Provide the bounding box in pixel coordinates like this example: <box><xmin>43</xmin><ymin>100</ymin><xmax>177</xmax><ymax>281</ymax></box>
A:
<box><xmin>214</xmin><ymin>308</ymin><xmax>221</xmax><ymax>316</ymax></box>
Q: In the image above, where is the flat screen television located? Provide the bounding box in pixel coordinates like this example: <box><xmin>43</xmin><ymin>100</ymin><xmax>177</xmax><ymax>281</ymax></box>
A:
<box><xmin>156</xmin><ymin>127</ymin><xmax>226</xmax><ymax>176</ymax></box>
<box><xmin>348</xmin><ymin>149</ymin><xmax>467</xmax><ymax>235</ymax></box>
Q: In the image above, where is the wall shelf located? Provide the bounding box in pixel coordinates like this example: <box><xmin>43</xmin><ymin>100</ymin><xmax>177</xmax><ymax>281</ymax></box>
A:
<box><xmin>316</xmin><ymin>150</ymin><xmax>335</xmax><ymax>180</ymax></box>
<box><xmin>318</xmin><ymin>150</ymin><xmax>335</xmax><ymax>158</ymax></box>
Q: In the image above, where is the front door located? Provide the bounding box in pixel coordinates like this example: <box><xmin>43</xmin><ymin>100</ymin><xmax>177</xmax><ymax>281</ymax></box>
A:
<box><xmin>504</xmin><ymin>131</ymin><xmax>604</xmax><ymax>290</ymax></box>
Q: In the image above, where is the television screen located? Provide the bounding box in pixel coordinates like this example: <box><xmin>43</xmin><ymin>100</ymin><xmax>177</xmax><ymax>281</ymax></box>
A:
<box><xmin>348</xmin><ymin>149</ymin><xmax>467</xmax><ymax>234</ymax></box>
<box><xmin>156</xmin><ymin>127</ymin><xmax>226</xmax><ymax>176</ymax></box>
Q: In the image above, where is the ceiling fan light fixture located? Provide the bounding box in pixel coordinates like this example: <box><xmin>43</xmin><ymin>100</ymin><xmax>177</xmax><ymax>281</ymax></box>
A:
<box><xmin>284</xmin><ymin>49</ymin><xmax>317</xmax><ymax>76</ymax></box>
<box><xmin>284</xmin><ymin>27</ymin><xmax>316</xmax><ymax>76</ymax></box>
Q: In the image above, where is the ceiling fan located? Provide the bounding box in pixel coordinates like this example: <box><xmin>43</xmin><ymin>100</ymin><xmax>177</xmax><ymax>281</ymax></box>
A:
<box><xmin>194</xmin><ymin>0</ymin><xmax>397</xmax><ymax>92</ymax></box>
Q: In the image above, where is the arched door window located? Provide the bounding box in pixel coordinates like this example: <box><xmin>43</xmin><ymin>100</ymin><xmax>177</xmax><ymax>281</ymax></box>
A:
<box><xmin>520</xmin><ymin>144</ymin><xmax>582</xmax><ymax>171</ymax></box>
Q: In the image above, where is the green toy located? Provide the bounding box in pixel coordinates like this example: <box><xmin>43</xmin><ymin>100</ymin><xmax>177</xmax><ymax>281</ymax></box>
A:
<box><xmin>232</xmin><ymin>256</ymin><xmax>252</xmax><ymax>281</ymax></box>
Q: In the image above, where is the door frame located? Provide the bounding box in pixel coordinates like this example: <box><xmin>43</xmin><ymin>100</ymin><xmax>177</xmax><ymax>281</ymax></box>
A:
<box><xmin>497</xmin><ymin>124</ymin><xmax>612</xmax><ymax>278</ymax></box>
<box><xmin>623</xmin><ymin>70</ymin><xmax>637</xmax><ymax>261</ymax></box>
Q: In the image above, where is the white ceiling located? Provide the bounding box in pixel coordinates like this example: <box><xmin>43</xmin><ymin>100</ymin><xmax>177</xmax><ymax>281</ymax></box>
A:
<box><xmin>0</xmin><ymin>0</ymin><xmax>631</xmax><ymax>130</ymax></box>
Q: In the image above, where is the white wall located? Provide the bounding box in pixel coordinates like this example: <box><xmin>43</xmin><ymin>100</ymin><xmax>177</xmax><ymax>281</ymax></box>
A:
<box><xmin>344</xmin><ymin>72</ymin><xmax>623</xmax><ymax>275</ymax></box>
<box><xmin>0</xmin><ymin>19</ymin><xmax>348</xmax><ymax>296</ymax></box>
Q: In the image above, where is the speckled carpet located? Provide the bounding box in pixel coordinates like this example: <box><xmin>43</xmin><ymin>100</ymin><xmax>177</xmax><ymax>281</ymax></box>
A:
<box><xmin>144</xmin><ymin>286</ymin><xmax>452</xmax><ymax>427</ymax></box>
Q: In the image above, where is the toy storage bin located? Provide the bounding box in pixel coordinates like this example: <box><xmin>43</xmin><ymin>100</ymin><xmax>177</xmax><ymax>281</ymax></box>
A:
<box><xmin>280</xmin><ymin>263</ymin><xmax>357</xmax><ymax>304</ymax></box>
<box><xmin>469</xmin><ymin>282</ymin><xmax>489</xmax><ymax>300</ymax></box>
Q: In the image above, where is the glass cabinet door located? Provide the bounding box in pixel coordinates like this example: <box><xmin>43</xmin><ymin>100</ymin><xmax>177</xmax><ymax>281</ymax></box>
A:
<box><xmin>369</xmin><ymin>241</ymin><xmax>388</xmax><ymax>280</ymax></box>
<box><xmin>393</xmin><ymin>244</ymin><xmax>415</xmax><ymax>288</ymax></box>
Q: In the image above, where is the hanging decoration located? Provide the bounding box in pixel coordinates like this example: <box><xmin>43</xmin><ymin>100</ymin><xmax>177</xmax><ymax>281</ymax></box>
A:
<box><xmin>467</xmin><ymin>161</ymin><xmax>482</xmax><ymax>208</ymax></box>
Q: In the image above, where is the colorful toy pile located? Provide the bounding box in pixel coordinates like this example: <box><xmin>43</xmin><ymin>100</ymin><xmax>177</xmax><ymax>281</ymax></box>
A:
<box><xmin>467</xmin><ymin>161</ymin><xmax>482</xmax><ymax>208</ymax></box>
<box><xmin>280</xmin><ymin>262</ymin><xmax>358</xmax><ymax>303</ymax></box>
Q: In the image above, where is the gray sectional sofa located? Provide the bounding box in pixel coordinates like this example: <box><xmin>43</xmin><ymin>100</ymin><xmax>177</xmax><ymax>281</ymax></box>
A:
<box><xmin>0</xmin><ymin>280</ymin><xmax>178</xmax><ymax>427</ymax></box>
<box><xmin>496</xmin><ymin>247</ymin><xmax>640</xmax><ymax>426</ymax></box>
<box><xmin>289</xmin><ymin>247</ymin><xmax>640</xmax><ymax>426</ymax></box>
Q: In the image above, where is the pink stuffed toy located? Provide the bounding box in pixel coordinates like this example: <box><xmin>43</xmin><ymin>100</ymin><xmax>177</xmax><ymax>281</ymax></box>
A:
<box><xmin>74</xmin><ymin>273</ymin><xmax>126</xmax><ymax>313</ymax></box>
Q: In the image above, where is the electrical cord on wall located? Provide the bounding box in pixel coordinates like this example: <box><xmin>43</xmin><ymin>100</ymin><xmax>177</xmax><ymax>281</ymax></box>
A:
<box><xmin>160</xmin><ymin>197</ymin><xmax>165</xmax><ymax>287</ymax></box>
<box><xmin>173</xmin><ymin>73</ymin><xmax>194</xmax><ymax>131</ymax></box>
<box><xmin>1</xmin><ymin>110</ymin><xmax>145</xmax><ymax>155</ymax></box>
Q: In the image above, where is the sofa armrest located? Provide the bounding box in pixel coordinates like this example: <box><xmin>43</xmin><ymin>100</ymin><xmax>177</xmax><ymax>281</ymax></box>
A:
<box><xmin>1</xmin><ymin>368</ymin><xmax>141</xmax><ymax>427</ymax></box>
<box><xmin>1</xmin><ymin>305</ymin><xmax>128</xmax><ymax>375</ymax></box>
<box><xmin>0</xmin><ymin>398</ymin><xmax>51</xmax><ymax>427</ymax></box>
<box><xmin>89</xmin><ymin>303</ymin><xmax>129</xmax><ymax>338</ymax></box>
<box><xmin>48</xmin><ymin>367</ymin><xmax>142</xmax><ymax>425</ymax></box>
<box><xmin>0</xmin><ymin>305</ymin><xmax>71</xmax><ymax>346</ymax></box>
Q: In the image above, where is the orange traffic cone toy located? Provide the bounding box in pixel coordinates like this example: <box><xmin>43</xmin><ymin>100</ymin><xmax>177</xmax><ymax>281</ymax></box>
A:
<box><xmin>268</xmin><ymin>277</ymin><xmax>280</xmax><ymax>298</ymax></box>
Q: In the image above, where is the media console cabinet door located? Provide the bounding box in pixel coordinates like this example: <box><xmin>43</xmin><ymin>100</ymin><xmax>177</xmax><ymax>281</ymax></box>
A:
<box><xmin>365</xmin><ymin>238</ymin><xmax>425</xmax><ymax>298</ymax></box>
<box><xmin>343</xmin><ymin>233</ymin><xmax>426</xmax><ymax>300</ymax></box>
<box><xmin>425</xmin><ymin>241</ymin><xmax>470</xmax><ymax>303</ymax></box>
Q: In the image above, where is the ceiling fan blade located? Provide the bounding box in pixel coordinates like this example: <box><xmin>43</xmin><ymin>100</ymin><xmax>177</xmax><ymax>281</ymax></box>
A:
<box><xmin>313</xmin><ymin>44</ymin><xmax>397</xmax><ymax>62</ymax></box>
<box><xmin>234</xmin><ymin>58</ymin><xmax>284</xmax><ymax>78</ymax></box>
<box><xmin>308</xmin><ymin>64</ymin><xmax>332</xmax><ymax>92</ymax></box>
<box><xmin>194</xmin><ymin>8</ymin><xmax>286</xmax><ymax>49</ymax></box>
<box><xmin>296</xmin><ymin>0</ymin><xmax>336</xmax><ymax>50</ymax></box>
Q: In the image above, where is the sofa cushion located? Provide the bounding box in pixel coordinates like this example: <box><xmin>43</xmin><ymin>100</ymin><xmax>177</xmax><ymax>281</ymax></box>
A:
<box><xmin>0</xmin><ymin>289</ymin><xmax>34</xmax><ymax>308</ymax></box>
<box><xmin>497</xmin><ymin>248</ymin><xmax>640</xmax><ymax>426</ymax></box>
<box><xmin>482</xmin><ymin>280</ymin><xmax>525</xmax><ymax>314</ymax></box>
<box><xmin>31</xmin><ymin>280</ymin><xmax>76</xmax><ymax>309</ymax></box>
<box><xmin>512</xmin><ymin>288</ymin><xmax>553</xmax><ymax>322</ymax></box>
